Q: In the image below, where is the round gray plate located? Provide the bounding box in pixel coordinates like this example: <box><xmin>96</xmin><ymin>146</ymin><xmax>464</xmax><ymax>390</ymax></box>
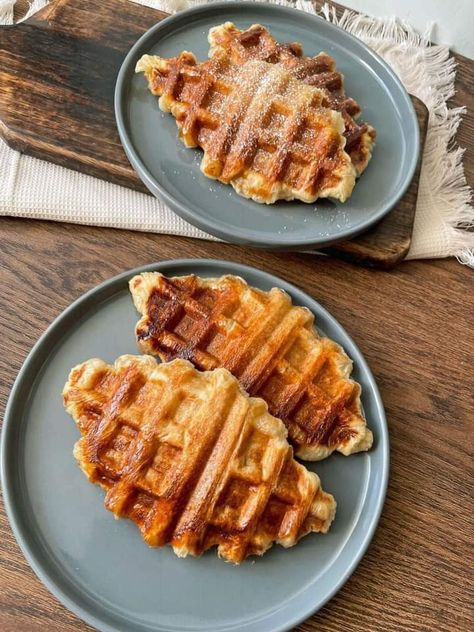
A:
<box><xmin>1</xmin><ymin>259</ymin><xmax>389</xmax><ymax>632</ymax></box>
<box><xmin>115</xmin><ymin>1</ymin><xmax>419</xmax><ymax>249</ymax></box>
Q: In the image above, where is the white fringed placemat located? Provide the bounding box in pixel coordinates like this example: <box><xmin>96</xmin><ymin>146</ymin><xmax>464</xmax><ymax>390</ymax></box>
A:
<box><xmin>1</xmin><ymin>0</ymin><xmax>473</xmax><ymax>264</ymax></box>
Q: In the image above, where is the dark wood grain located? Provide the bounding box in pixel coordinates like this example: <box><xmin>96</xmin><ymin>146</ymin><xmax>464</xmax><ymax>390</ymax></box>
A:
<box><xmin>1</xmin><ymin>2</ymin><xmax>473</xmax><ymax>632</ymax></box>
<box><xmin>0</xmin><ymin>0</ymin><xmax>429</xmax><ymax>268</ymax></box>
<box><xmin>0</xmin><ymin>0</ymin><xmax>165</xmax><ymax>191</ymax></box>
<box><xmin>0</xmin><ymin>219</ymin><xmax>473</xmax><ymax>632</ymax></box>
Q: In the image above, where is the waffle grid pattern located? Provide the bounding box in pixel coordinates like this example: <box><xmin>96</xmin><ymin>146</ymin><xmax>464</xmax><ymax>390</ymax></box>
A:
<box><xmin>208</xmin><ymin>22</ymin><xmax>376</xmax><ymax>175</ymax></box>
<box><xmin>137</xmin><ymin>46</ymin><xmax>356</xmax><ymax>203</ymax></box>
<box><xmin>131</xmin><ymin>273</ymin><xmax>372</xmax><ymax>460</ymax></box>
<box><xmin>64</xmin><ymin>356</ymin><xmax>335</xmax><ymax>563</ymax></box>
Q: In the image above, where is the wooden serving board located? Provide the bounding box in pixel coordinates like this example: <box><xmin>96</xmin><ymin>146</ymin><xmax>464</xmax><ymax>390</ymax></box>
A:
<box><xmin>0</xmin><ymin>0</ymin><xmax>428</xmax><ymax>268</ymax></box>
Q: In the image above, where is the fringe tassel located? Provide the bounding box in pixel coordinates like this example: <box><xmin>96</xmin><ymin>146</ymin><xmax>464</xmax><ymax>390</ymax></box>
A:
<box><xmin>0</xmin><ymin>0</ymin><xmax>14</xmax><ymax>25</ymax></box>
<box><xmin>20</xmin><ymin>0</ymin><xmax>48</xmax><ymax>22</ymax></box>
<box><xmin>0</xmin><ymin>0</ymin><xmax>48</xmax><ymax>24</ymax></box>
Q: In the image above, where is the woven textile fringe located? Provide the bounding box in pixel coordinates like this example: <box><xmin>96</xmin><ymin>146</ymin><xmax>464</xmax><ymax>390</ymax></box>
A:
<box><xmin>0</xmin><ymin>0</ymin><xmax>47</xmax><ymax>24</ymax></box>
<box><xmin>22</xmin><ymin>0</ymin><xmax>48</xmax><ymax>20</ymax></box>
<box><xmin>0</xmin><ymin>0</ymin><xmax>14</xmax><ymax>23</ymax></box>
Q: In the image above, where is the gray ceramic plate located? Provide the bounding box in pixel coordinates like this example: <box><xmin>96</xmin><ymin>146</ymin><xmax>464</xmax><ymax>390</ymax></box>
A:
<box><xmin>115</xmin><ymin>1</ymin><xmax>419</xmax><ymax>249</ymax></box>
<box><xmin>1</xmin><ymin>259</ymin><xmax>389</xmax><ymax>632</ymax></box>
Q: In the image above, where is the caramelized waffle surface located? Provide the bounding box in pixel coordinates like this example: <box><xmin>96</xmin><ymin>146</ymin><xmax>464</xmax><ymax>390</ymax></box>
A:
<box><xmin>130</xmin><ymin>273</ymin><xmax>373</xmax><ymax>461</ymax></box>
<box><xmin>136</xmin><ymin>51</ymin><xmax>356</xmax><ymax>204</ymax></box>
<box><xmin>63</xmin><ymin>355</ymin><xmax>336</xmax><ymax>563</ymax></box>
<box><xmin>208</xmin><ymin>22</ymin><xmax>376</xmax><ymax>175</ymax></box>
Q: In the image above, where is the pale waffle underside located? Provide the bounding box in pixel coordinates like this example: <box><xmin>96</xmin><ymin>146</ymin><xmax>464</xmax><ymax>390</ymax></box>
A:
<box><xmin>63</xmin><ymin>355</ymin><xmax>336</xmax><ymax>563</ymax></box>
<box><xmin>208</xmin><ymin>22</ymin><xmax>376</xmax><ymax>175</ymax></box>
<box><xmin>130</xmin><ymin>272</ymin><xmax>373</xmax><ymax>461</ymax></box>
<box><xmin>136</xmin><ymin>52</ymin><xmax>356</xmax><ymax>204</ymax></box>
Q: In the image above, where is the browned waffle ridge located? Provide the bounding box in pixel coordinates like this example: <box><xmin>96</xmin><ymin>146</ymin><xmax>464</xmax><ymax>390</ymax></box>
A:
<box><xmin>130</xmin><ymin>272</ymin><xmax>373</xmax><ymax>461</ymax></box>
<box><xmin>208</xmin><ymin>22</ymin><xmax>376</xmax><ymax>175</ymax></box>
<box><xmin>136</xmin><ymin>47</ymin><xmax>356</xmax><ymax>204</ymax></box>
<box><xmin>63</xmin><ymin>355</ymin><xmax>336</xmax><ymax>563</ymax></box>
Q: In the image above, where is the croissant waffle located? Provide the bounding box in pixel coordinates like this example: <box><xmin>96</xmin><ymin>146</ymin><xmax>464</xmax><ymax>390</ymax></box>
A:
<box><xmin>63</xmin><ymin>355</ymin><xmax>336</xmax><ymax>563</ymax></box>
<box><xmin>136</xmin><ymin>49</ymin><xmax>356</xmax><ymax>204</ymax></box>
<box><xmin>130</xmin><ymin>272</ymin><xmax>373</xmax><ymax>461</ymax></box>
<box><xmin>208</xmin><ymin>22</ymin><xmax>376</xmax><ymax>175</ymax></box>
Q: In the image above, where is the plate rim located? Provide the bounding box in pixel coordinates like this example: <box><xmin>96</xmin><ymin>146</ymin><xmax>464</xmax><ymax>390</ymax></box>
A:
<box><xmin>1</xmin><ymin>258</ymin><xmax>390</xmax><ymax>632</ymax></box>
<box><xmin>114</xmin><ymin>0</ymin><xmax>420</xmax><ymax>249</ymax></box>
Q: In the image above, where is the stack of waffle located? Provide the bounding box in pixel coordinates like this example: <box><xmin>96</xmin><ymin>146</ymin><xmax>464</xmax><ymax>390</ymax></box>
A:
<box><xmin>130</xmin><ymin>272</ymin><xmax>373</xmax><ymax>461</ymax></box>
<box><xmin>63</xmin><ymin>270</ymin><xmax>373</xmax><ymax>562</ymax></box>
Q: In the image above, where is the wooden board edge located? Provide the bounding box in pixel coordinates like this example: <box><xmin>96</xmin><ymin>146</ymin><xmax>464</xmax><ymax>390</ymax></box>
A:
<box><xmin>321</xmin><ymin>96</ymin><xmax>430</xmax><ymax>268</ymax></box>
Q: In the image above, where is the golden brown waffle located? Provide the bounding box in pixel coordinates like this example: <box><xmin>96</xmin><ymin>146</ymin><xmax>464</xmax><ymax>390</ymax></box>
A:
<box><xmin>208</xmin><ymin>22</ymin><xmax>376</xmax><ymax>175</ymax></box>
<box><xmin>130</xmin><ymin>273</ymin><xmax>373</xmax><ymax>461</ymax></box>
<box><xmin>63</xmin><ymin>355</ymin><xmax>336</xmax><ymax>563</ymax></box>
<box><xmin>136</xmin><ymin>50</ymin><xmax>356</xmax><ymax>204</ymax></box>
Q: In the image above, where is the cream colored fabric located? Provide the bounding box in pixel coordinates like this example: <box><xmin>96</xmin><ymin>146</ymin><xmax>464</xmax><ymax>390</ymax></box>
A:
<box><xmin>1</xmin><ymin>0</ymin><xmax>472</xmax><ymax>264</ymax></box>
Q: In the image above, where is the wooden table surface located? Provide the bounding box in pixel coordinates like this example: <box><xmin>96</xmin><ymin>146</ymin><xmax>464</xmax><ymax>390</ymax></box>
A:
<box><xmin>1</xmin><ymin>5</ymin><xmax>473</xmax><ymax>632</ymax></box>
